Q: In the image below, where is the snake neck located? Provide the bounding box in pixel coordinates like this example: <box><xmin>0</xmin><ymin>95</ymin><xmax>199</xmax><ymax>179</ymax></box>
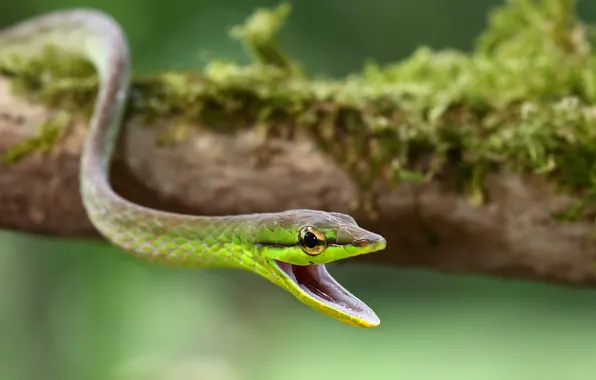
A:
<box><xmin>82</xmin><ymin>184</ymin><xmax>268</xmax><ymax>273</ymax></box>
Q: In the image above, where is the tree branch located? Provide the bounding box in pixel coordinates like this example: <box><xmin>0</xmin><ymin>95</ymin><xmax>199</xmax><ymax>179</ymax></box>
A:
<box><xmin>1</xmin><ymin>1</ymin><xmax>596</xmax><ymax>286</ymax></box>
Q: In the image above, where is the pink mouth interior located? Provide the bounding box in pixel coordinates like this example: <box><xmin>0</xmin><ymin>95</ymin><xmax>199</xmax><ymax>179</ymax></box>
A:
<box><xmin>273</xmin><ymin>260</ymin><xmax>378</xmax><ymax>323</ymax></box>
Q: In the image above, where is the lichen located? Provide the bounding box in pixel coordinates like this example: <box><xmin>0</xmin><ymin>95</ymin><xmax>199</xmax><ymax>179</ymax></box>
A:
<box><xmin>1</xmin><ymin>0</ymin><xmax>596</xmax><ymax>220</ymax></box>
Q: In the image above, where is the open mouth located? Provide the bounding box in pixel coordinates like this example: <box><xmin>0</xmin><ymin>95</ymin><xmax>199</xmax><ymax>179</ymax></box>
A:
<box><xmin>273</xmin><ymin>260</ymin><xmax>379</xmax><ymax>326</ymax></box>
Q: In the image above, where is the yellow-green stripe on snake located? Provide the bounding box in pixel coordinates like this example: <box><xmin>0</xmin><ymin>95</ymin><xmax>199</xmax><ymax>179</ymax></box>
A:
<box><xmin>0</xmin><ymin>9</ymin><xmax>387</xmax><ymax>327</ymax></box>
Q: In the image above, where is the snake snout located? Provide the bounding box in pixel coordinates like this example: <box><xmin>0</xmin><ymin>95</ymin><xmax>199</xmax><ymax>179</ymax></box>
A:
<box><xmin>352</xmin><ymin>239</ymin><xmax>371</xmax><ymax>247</ymax></box>
<box><xmin>352</xmin><ymin>234</ymin><xmax>386</xmax><ymax>251</ymax></box>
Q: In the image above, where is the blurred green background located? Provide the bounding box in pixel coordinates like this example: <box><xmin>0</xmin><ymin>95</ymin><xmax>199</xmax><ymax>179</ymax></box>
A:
<box><xmin>2</xmin><ymin>1</ymin><xmax>596</xmax><ymax>379</ymax></box>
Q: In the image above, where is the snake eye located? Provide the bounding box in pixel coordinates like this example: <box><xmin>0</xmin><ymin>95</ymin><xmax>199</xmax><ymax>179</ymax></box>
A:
<box><xmin>298</xmin><ymin>226</ymin><xmax>327</xmax><ymax>256</ymax></box>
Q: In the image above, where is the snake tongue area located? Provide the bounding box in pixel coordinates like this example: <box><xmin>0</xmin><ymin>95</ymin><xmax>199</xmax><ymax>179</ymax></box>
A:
<box><xmin>273</xmin><ymin>261</ymin><xmax>380</xmax><ymax>327</ymax></box>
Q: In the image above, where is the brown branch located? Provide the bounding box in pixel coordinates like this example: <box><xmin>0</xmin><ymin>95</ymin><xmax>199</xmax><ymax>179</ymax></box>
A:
<box><xmin>1</xmin><ymin>75</ymin><xmax>595</xmax><ymax>287</ymax></box>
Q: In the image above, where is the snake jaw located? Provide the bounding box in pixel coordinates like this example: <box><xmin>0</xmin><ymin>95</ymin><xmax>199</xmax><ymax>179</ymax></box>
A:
<box><xmin>272</xmin><ymin>260</ymin><xmax>380</xmax><ymax>328</ymax></box>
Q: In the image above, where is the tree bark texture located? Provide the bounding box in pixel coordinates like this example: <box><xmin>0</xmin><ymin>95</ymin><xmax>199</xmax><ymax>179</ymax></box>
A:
<box><xmin>2</xmin><ymin>75</ymin><xmax>595</xmax><ymax>287</ymax></box>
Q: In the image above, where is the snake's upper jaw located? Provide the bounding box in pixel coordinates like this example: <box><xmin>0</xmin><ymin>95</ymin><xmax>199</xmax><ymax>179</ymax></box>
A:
<box><xmin>272</xmin><ymin>261</ymin><xmax>380</xmax><ymax>328</ymax></box>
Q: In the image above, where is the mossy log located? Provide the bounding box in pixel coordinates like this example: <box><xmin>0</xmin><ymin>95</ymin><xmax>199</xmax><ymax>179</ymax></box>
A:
<box><xmin>1</xmin><ymin>0</ymin><xmax>596</xmax><ymax>286</ymax></box>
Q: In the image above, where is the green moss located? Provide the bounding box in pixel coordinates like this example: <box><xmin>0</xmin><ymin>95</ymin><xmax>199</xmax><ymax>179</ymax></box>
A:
<box><xmin>1</xmin><ymin>0</ymin><xmax>596</xmax><ymax>220</ymax></box>
<box><xmin>1</xmin><ymin>112</ymin><xmax>70</xmax><ymax>163</ymax></box>
<box><xmin>229</xmin><ymin>2</ymin><xmax>295</xmax><ymax>71</ymax></box>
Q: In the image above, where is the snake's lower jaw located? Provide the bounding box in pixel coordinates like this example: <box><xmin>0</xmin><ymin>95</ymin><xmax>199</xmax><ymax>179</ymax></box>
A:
<box><xmin>271</xmin><ymin>260</ymin><xmax>380</xmax><ymax>328</ymax></box>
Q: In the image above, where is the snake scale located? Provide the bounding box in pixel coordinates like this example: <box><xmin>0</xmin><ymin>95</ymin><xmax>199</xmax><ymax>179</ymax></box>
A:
<box><xmin>0</xmin><ymin>9</ymin><xmax>387</xmax><ymax>328</ymax></box>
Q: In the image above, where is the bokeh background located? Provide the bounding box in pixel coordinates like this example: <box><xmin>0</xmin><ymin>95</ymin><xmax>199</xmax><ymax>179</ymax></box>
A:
<box><xmin>2</xmin><ymin>1</ymin><xmax>596</xmax><ymax>379</ymax></box>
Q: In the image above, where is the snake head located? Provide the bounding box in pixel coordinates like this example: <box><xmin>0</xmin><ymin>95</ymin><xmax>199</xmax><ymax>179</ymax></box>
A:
<box><xmin>255</xmin><ymin>210</ymin><xmax>386</xmax><ymax>328</ymax></box>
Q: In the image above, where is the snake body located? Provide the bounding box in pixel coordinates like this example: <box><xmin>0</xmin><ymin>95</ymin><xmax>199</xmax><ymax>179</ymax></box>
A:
<box><xmin>0</xmin><ymin>9</ymin><xmax>386</xmax><ymax>327</ymax></box>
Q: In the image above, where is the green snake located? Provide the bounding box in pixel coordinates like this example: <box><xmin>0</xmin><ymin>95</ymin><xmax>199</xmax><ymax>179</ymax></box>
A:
<box><xmin>0</xmin><ymin>9</ymin><xmax>387</xmax><ymax>328</ymax></box>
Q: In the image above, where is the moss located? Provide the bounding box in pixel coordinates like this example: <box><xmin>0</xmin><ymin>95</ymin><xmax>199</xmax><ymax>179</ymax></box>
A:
<box><xmin>229</xmin><ymin>2</ymin><xmax>295</xmax><ymax>71</ymax></box>
<box><xmin>1</xmin><ymin>0</ymin><xmax>596</xmax><ymax>219</ymax></box>
<box><xmin>1</xmin><ymin>112</ymin><xmax>70</xmax><ymax>163</ymax></box>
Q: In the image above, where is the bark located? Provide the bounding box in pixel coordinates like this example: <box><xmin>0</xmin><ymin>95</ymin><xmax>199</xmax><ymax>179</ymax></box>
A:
<box><xmin>1</xmin><ymin>75</ymin><xmax>595</xmax><ymax>287</ymax></box>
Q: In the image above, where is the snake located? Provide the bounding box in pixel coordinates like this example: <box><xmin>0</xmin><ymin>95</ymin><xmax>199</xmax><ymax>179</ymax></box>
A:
<box><xmin>0</xmin><ymin>9</ymin><xmax>387</xmax><ymax>328</ymax></box>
